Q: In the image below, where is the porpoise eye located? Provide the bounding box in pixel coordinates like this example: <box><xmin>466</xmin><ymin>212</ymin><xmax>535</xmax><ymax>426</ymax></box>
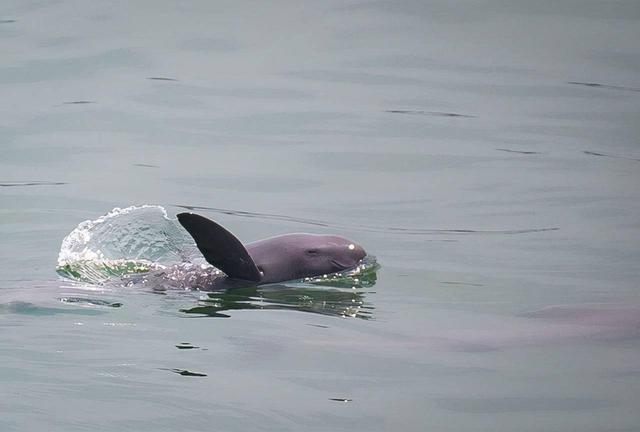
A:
<box><xmin>306</xmin><ymin>249</ymin><xmax>319</xmax><ymax>256</ymax></box>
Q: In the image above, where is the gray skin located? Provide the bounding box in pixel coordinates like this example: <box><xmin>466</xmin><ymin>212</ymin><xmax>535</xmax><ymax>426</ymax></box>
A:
<box><xmin>245</xmin><ymin>233</ymin><xmax>366</xmax><ymax>284</ymax></box>
<box><xmin>176</xmin><ymin>212</ymin><xmax>366</xmax><ymax>286</ymax></box>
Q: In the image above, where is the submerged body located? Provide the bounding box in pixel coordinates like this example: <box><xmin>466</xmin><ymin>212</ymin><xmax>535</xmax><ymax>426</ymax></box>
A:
<box><xmin>177</xmin><ymin>213</ymin><xmax>366</xmax><ymax>286</ymax></box>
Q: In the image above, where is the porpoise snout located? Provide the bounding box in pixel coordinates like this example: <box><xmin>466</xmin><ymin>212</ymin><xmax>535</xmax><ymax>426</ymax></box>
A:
<box><xmin>338</xmin><ymin>240</ymin><xmax>366</xmax><ymax>268</ymax></box>
<box><xmin>350</xmin><ymin>242</ymin><xmax>367</xmax><ymax>262</ymax></box>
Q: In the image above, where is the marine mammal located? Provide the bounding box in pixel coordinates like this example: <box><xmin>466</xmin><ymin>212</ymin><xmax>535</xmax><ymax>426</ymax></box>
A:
<box><xmin>177</xmin><ymin>212</ymin><xmax>366</xmax><ymax>285</ymax></box>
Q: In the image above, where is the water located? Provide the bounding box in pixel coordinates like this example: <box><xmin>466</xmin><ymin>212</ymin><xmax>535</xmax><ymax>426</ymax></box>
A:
<box><xmin>1</xmin><ymin>1</ymin><xmax>639</xmax><ymax>430</ymax></box>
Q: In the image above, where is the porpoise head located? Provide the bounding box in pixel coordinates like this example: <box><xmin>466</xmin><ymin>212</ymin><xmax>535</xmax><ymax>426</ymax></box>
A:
<box><xmin>246</xmin><ymin>233</ymin><xmax>367</xmax><ymax>284</ymax></box>
<box><xmin>300</xmin><ymin>234</ymin><xmax>367</xmax><ymax>274</ymax></box>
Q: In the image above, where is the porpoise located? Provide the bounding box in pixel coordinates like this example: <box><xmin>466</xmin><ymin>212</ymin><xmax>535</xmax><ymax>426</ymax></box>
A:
<box><xmin>177</xmin><ymin>213</ymin><xmax>367</xmax><ymax>285</ymax></box>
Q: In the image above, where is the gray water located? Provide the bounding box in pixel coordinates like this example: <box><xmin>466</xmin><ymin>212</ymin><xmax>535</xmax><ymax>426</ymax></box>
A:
<box><xmin>2</xmin><ymin>1</ymin><xmax>640</xmax><ymax>430</ymax></box>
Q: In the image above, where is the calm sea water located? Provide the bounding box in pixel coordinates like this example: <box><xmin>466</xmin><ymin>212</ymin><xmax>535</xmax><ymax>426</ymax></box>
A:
<box><xmin>2</xmin><ymin>1</ymin><xmax>640</xmax><ymax>431</ymax></box>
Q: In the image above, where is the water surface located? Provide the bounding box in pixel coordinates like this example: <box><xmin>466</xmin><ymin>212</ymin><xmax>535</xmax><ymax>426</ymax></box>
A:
<box><xmin>1</xmin><ymin>1</ymin><xmax>639</xmax><ymax>431</ymax></box>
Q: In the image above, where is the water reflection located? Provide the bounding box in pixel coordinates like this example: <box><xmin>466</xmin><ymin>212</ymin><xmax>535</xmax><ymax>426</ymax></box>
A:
<box><xmin>181</xmin><ymin>284</ymin><xmax>374</xmax><ymax>319</ymax></box>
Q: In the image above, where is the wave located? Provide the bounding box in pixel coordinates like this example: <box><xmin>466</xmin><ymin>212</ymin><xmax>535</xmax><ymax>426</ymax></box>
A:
<box><xmin>57</xmin><ymin>205</ymin><xmax>198</xmax><ymax>284</ymax></box>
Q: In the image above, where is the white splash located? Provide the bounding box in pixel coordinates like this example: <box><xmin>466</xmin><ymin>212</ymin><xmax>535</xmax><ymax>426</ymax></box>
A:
<box><xmin>57</xmin><ymin>205</ymin><xmax>198</xmax><ymax>284</ymax></box>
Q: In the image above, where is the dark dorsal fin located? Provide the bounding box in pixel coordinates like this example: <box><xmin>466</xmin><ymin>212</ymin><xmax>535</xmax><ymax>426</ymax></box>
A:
<box><xmin>177</xmin><ymin>213</ymin><xmax>262</xmax><ymax>282</ymax></box>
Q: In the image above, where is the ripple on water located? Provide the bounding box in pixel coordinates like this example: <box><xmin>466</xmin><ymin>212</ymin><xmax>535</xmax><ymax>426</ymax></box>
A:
<box><xmin>175</xmin><ymin>204</ymin><xmax>559</xmax><ymax>236</ymax></box>
<box><xmin>160</xmin><ymin>368</ymin><xmax>207</xmax><ymax>377</ymax></box>
<box><xmin>0</xmin><ymin>301</ymin><xmax>106</xmax><ymax>316</ymax></box>
<box><xmin>59</xmin><ymin>297</ymin><xmax>122</xmax><ymax>308</ymax></box>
